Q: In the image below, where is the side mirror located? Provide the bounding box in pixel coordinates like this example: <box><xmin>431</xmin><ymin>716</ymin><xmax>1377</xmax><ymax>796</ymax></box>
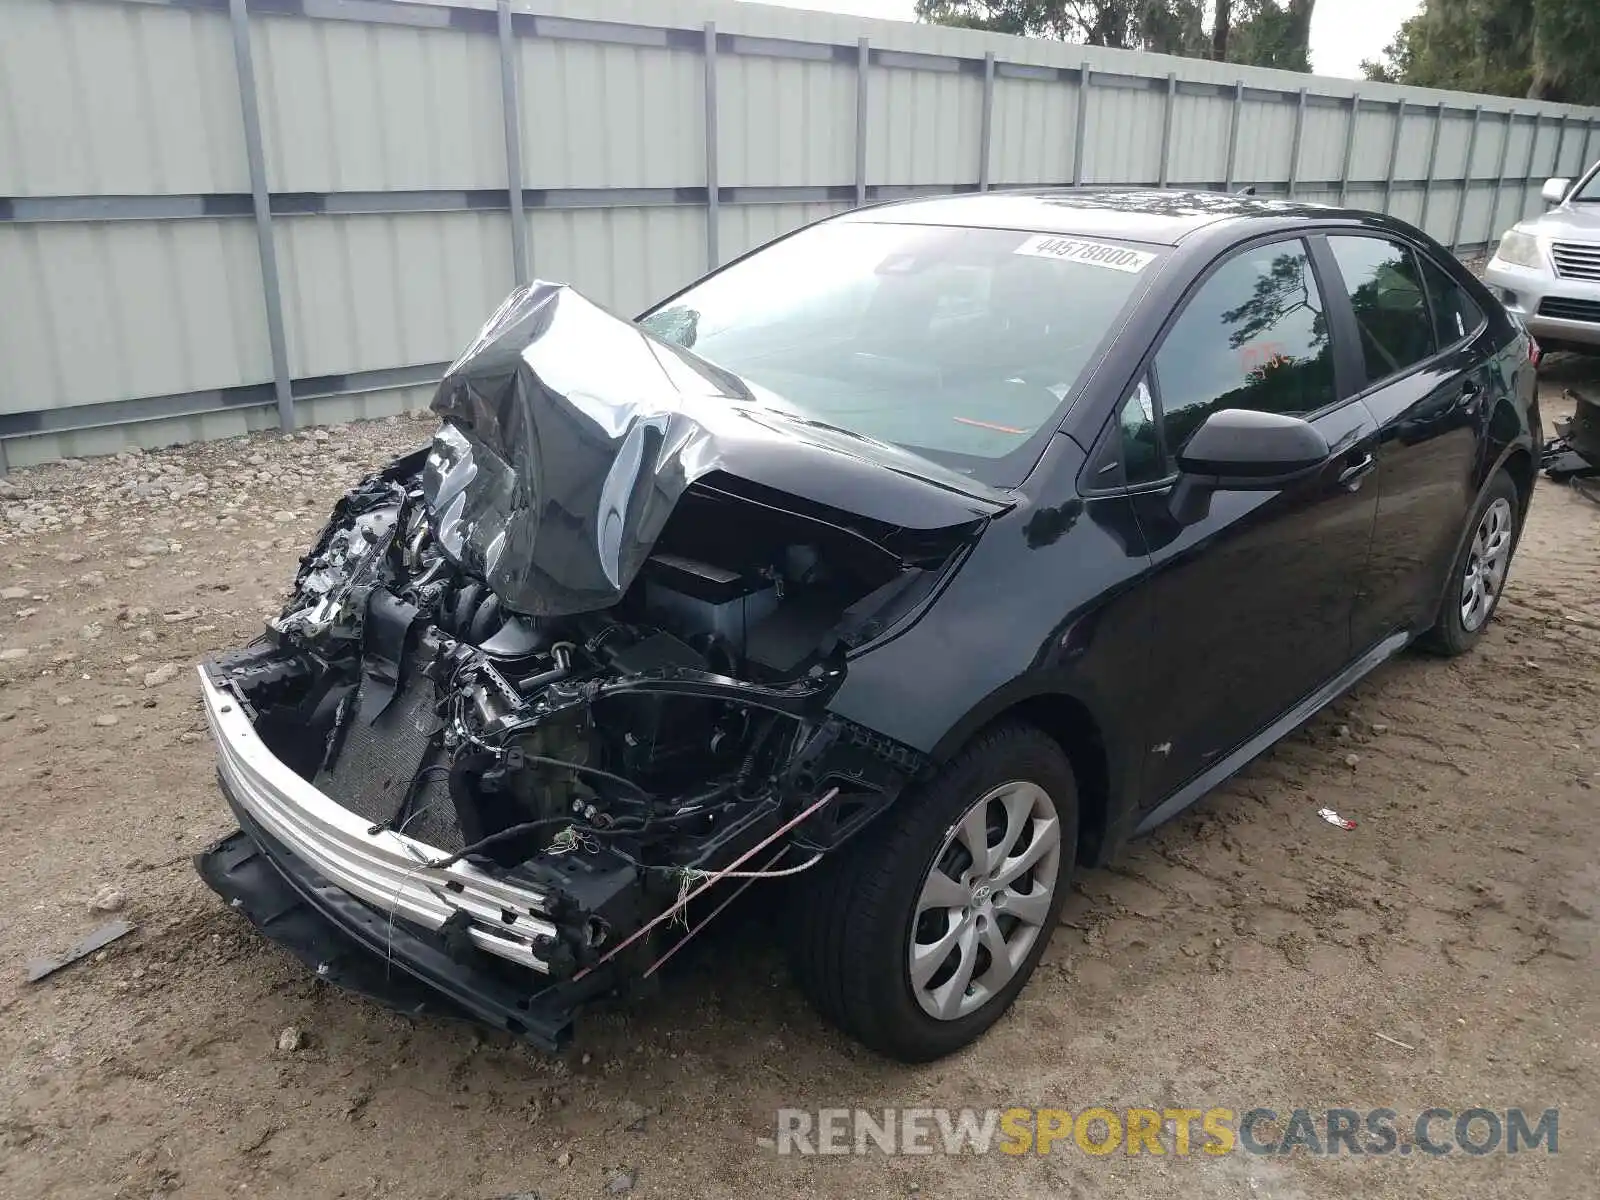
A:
<box><xmin>1170</xmin><ymin>409</ymin><xmax>1330</xmax><ymax>524</ymax></box>
<box><xmin>1542</xmin><ymin>177</ymin><xmax>1571</xmax><ymax>205</ymax></box>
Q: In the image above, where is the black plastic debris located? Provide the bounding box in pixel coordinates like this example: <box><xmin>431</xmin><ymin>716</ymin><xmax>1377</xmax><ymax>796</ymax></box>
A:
<box><xmin>1542</xmin><ymin>387</ymin><xmax>1600</xmax><ymax>482</ymax></box>
<box><xmin>26</xmin><ymin>918</ymin><xmax>135</xmax><ymax>982</ymax></box>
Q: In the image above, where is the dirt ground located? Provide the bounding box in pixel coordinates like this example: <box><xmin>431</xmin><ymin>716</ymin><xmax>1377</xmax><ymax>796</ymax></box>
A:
<box><xmin>2</xmin><ymin>370</ymin><xmax>1598</xmax><ymax>1200</ymax></box>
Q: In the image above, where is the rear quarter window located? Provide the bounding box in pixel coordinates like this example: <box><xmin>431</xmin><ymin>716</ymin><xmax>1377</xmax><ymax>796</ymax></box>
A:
<box><xmin>1420</xmin><ymin>254</ymin><xmax>1486</xmax><ymax>346</ymax></box>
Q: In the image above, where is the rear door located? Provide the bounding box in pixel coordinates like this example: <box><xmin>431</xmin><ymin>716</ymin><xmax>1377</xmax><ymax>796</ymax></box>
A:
<box><xmin>1320</xmin><ymin>235</ymin><xmax>1490</xmax><ymax>647</ymax></box>
<box><xmin>1107</xmin><ymin>236</ymin><xmax>1381</xmax><ymax>806</ymax></box>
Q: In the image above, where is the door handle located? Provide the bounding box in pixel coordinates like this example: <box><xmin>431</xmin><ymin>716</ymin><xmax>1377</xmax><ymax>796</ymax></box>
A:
<box><xmin>1338</xmin><ymin>452</ymin><xmax>1377</xmax><ymax>491</ymax></box>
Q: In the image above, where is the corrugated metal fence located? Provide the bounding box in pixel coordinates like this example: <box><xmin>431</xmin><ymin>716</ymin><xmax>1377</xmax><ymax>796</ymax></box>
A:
<box><xmin>4</xmin><ymin>0</ymin><xmax>1598</xmax><ymax>469</ymax></box>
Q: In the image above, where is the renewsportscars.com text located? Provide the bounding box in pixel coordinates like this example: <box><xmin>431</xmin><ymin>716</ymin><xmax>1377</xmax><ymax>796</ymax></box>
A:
<box><xmin>770</xmin><ymin>1106</ymin><xmax>1559</xmax><ymax>1157</ymax></box>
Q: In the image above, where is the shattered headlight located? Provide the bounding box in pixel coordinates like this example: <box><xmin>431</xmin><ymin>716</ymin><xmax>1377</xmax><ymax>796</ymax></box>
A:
<box><xmin>1493</xmin><ymin>228</ymin><xmax>1543</xmax><ymax>271</ymax></box>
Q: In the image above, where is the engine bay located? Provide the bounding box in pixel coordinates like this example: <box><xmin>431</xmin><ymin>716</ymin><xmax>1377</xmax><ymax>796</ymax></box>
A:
<box><xmin>206</xmin><ymin>446</ymin><xmax>945</xmax><ymax>980</ymax></box>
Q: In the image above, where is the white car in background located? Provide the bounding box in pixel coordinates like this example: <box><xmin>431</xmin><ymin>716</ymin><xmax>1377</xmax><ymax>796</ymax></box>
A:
<box><xmin>1485</xmin><ymin>164</ymin><xmax>1600</xmax><ymax>354</ymax></box>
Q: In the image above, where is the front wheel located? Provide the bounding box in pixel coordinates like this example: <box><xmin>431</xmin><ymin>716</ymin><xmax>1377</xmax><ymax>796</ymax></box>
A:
<box><xmin>789</xmin><ymin>723</ymin><xmax>1078</xmax><ymax>1061</ymax></box>
<box><xmin>1419</xmin><ymin>469</ymin><xmax>1522</xmax><ymax>656</ymax></box>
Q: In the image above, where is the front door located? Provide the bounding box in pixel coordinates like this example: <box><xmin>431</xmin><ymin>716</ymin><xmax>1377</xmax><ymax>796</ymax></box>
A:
<box><xmin>1117</xmin><ymin>237</ymin><xmax>1381</xmax><ymax>806</ymax></box>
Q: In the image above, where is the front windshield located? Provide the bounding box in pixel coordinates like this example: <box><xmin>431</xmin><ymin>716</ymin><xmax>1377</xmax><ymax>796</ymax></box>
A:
<box><xmin>1575</xmin><ymin>167</ymin><xmax>1600</xmax><ymax>202</ymax></box>
<box><xmin>638</xmin><ymin>219</ymin><xmax>1163</xmax><ymax>485</ymax></box>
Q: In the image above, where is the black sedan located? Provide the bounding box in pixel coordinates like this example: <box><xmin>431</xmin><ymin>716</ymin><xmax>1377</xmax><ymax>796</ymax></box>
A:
<box><xmin>197</xmin><ymin>189</ymin><xmax>1539</xmax><ymax>1063</ymax></box>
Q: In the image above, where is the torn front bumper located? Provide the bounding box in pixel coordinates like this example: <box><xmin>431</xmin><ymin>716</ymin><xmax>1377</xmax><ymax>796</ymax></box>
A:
<box><xmin>197</xmin><ymin>806</ymin><xmax>578</xmax><ymax>1049</ymax></box>
<box><xmin>197</xmin><ymin>666</ymin><xmax>559</xmax><ymax>973</ymax></box>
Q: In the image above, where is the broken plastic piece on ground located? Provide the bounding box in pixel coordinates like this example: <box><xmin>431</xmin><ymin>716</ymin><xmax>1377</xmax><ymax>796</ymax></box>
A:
<box><xmin>1540</xmin><ymin>436</ymin><xmax>1598</xmax><ymax>481</ymax></box>
<box><xmin>25</xmin><ymin>918</ymin><xmax>135</xmax><ymax>982</ymax></box>
<box><xmin>1543</xmin><ymin>389</ymin><xmax>1600</xmax><ymax>480</ymax></box>
<box><xmin>1316</xmin><ymin>807</ymin><xmax>1356</xmax><ymax>830</ymax></box>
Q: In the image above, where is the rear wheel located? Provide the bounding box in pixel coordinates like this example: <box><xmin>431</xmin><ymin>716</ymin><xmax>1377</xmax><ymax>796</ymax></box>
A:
<box><xmin>789</xmin><ymin>723</ymin><xmax>1077</xmax><ymax>1061</ymax></box>
<box><xmin>1419</xmin><ymin>470</ymin><xmax>1521</xmax><ymax>656</ymax></box>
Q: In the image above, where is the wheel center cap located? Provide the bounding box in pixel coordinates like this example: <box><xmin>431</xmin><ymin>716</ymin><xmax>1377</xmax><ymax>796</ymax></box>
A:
<box><xmin>971</xmin><ymin>882</ymin><xmax>992</xmax><ymax>904</ymax></box>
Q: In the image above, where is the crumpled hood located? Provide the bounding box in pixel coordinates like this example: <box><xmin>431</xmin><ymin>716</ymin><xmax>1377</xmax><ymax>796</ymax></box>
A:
<box><xmin>424</xmin><ymin>283</ymin><xmax>1012</xmax><ymax>618</ymax></box>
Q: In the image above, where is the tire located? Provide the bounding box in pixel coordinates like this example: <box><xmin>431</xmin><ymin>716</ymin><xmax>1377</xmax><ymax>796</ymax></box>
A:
<box><xmin>789</xmin><ymin>722</ymin><xmax>1078</xmax><ymax>1062</ymax></box>
<box><xmin>1418</xmin><ymin>469</ymin><xmax>1522</xmax><ymax>657</ymax></box>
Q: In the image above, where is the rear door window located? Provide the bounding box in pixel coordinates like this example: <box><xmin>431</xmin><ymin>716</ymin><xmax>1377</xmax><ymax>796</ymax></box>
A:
<box><xmin>1326</xmin><ymin>236</ymin><xmax>1437</xmax><ymax>384</ymax></box>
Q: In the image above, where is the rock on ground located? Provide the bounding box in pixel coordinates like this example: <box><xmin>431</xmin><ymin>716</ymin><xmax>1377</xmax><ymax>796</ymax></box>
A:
<box><xmin>143</xmin><ymin>664</ymin><xmax>179</xmax><ymax>688</ymax></box>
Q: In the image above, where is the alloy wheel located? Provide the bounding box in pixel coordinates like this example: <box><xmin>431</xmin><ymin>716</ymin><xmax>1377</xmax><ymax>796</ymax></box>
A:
<box><xmin>908</xmin><ymin>780</ymin><xmax>1062</xmax><ymax>1021</ymax></box>
<box><xmin>1460</xmin><ymin>496</ymin><xmax>1514</xmax><ymax>633</ymax></box>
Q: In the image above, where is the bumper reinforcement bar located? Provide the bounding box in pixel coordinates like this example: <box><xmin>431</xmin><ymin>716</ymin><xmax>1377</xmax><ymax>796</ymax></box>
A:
<box><xmin>197</xmin><ymin>793</ymin><xmax>581</xmax><ymax>1050</ymax></box>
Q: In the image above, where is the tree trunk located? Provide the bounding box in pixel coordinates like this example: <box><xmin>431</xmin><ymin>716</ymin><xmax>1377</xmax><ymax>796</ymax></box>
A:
<box><xmin>1527</xmin><ymin>72</ymin><xmax>1562</xmax><ymax>102</ymax></box>
<box><xmin>1213</xmin><ymin>0</ymin><xmax>1232</xmax><ymax>61</ymax></box>
<box><xmin>1287</xmin><ymin>0</ymin><xmax>1317</xmax><ymax>69</ymax></box>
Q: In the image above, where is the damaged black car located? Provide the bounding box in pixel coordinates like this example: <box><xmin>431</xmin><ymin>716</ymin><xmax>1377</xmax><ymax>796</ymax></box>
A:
<box><xmin>198</xmin><ymin>190</ymin><xmax>1539</xmax><ymax>1062</ymax></box>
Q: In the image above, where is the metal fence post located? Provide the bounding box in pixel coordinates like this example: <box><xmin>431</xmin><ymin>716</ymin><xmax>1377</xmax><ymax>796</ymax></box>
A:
<box><xmin>1419</xmin><ymin>102</ymin><xmax>1444</xmax><ymax>235</ymax></box>
<box><xmin>1520</xmin><ymin>114</ymin><xmax>1540</xmax><ymax>221</ymax></box>
<box><xmin>1488</xmin><ymin>112</ymin><xmax>1515</xmax><ymax>246</ymax></box>
<box><xmin>979</xmin><ymin>52</ymin><xmax>995</xmax><ymax>192</ymax></box>
<box><xmin>1287</xmin><ymin>86</ymin><xmax>1306</xmax><ymax>197</ymax></box>
<box><xmin>703</xmin><ymin>22</ymin><xmax>719</xmax><ymax>270</ymax></box>
<box><xmin>1073</xmin><ymin>62</ymin><xmax>1091</xmax><ymax>186</ymax></box>
<box><xmin>227</xmin><ymin>0</ymin><xmax>294</xmax><ymax>433</ymax></box>
<box><xmin>1552</xmin><ymin>113</ymin><xmax>1569</xmax><ymax>180</ymax></box>
<box><xmin>854</xmin><ymin>38</ymin><xmax>869</xmax><ymax>208</ymax></box>
<box><xmin>1223</xmin><ymin>81</ymin><xmax>1243</xmax><ymax>190</ymax></box>
<box><xmin>1451</xmin><ymin>105</ymin><xmax>1482</xmax><ymax>254</ymax></box>
<box><xmin>1158</xmin><ymin>72</ymin><xmax>1176</xmax><ymax>187</ymax></box>
<box><xmin>1338</xmin><ymin>94</ymin><xmax>1360</xmax><ymax>207</ymax></box>
<box><xmin>1583</xmin><ymin>119</ymin><xmax>1598</xmax><ymax>176</ymax></box>
<box><xmin>1383</xmin><ymin>98</ymin><xmax>1406</xmax><ymax>214</ymax></box>
<box><xmin>497</xmin><ymin>0</ymin><xmax>529</xmax><ymax>287</ymax></box>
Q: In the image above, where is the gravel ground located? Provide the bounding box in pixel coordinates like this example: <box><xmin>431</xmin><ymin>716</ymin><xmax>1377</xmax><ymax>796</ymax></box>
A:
<box><xmin>2</xmin><ymin>373</ymin><xmax>1598</xmax><ymax>1200</ymax></box>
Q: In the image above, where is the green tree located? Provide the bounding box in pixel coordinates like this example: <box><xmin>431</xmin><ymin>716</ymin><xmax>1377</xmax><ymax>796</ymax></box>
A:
<box><xmin>914</xmin><ymin>0</ymin><xmax>1318</xmax><ymax>68</ymax></box>
<box><xmin>1361</xmin><ymin>0</ymin><xmax>1600</xmax><ymax>105</ymax></box>
<box><xmin>1360</xmin><ymin>14</ymin><xmax>1422</xmax><ymax>84</ymax></box>
<box><xmin>1530</xmin><ymin>0</ymin><xmax>1600</xmax><ymax>102</ymax></box>
<box><xmin>1228</xmin><ymin>0</ymin><xmax>1317</xmax><ymax>72</ymax></box>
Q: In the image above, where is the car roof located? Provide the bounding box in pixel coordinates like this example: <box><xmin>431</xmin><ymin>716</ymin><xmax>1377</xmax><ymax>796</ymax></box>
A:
<box><xmin>840</xmin><ymin>187</ymin><xmax>1351</xmax><ymax>247</ymax></box>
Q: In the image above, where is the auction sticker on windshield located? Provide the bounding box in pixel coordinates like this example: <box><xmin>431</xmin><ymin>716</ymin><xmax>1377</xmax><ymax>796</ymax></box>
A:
<box><xmin>1013</xmin><ymin>235</ymin><xmax>1155</xmax><ymax>273</ymax></box>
